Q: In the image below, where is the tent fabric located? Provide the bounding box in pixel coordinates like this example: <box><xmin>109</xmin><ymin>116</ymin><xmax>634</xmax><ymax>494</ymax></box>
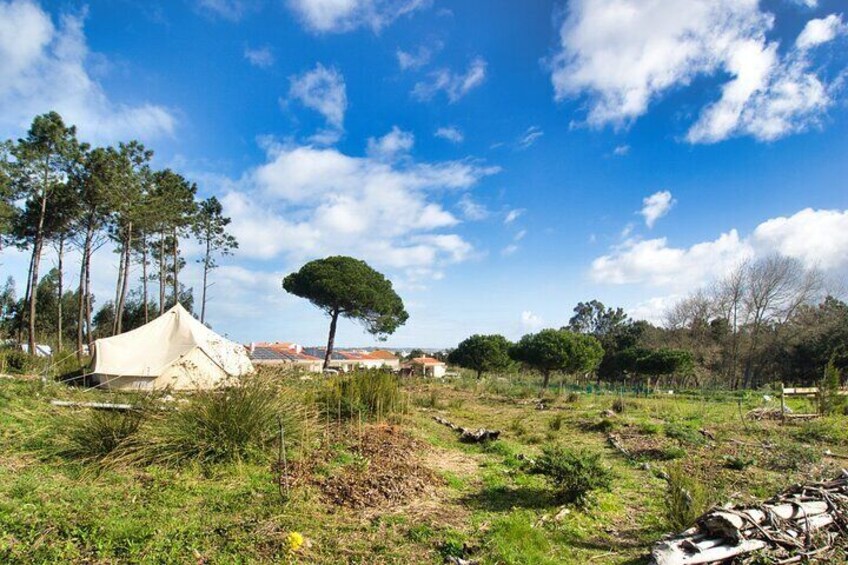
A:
<box><xmin>92</xmin><ymin>304</ymin><xmax>254</xmax><ymax>390</ymax></box>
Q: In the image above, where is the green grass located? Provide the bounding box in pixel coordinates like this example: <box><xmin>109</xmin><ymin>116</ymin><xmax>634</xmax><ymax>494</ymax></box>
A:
<box><xmin>0</xmin><ymin>371</ymin><xmax>844</xmax><ymax>564</ymax></box>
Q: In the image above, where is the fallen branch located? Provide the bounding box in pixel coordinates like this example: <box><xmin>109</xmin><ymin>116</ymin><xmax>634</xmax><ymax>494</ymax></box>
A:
<box><xmin>651</xmin><ymin>471</ymin><xmax>848</xmax><ymax>564</ymax></box>
<box><xmin>50</xmin><ymin>399</ymin><xmax>135</xmax><ymax>411</ymax></box>
<box><xmin>433</xmin><ymin>416</ymin><xmax>500</xmax><ymax>443</ymax></box>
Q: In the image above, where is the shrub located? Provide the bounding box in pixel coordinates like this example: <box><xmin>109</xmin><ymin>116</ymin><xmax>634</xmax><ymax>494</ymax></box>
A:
<box><xmin>318</xmin><ymin>370</ymin><xmax>406</xmax><ymax>422</ymax></box>
<box><xmin>723</xmin><ymin>454</ymin><xmax>756</xmax><ymax>470</ymax></box>
<box><xmin>611</xmin><ymin>397</ymin><xmax>626</xmax><ymax>413</ymax></box>
<box><xmin>664</xmin><ymin>462</ymin><xmax>714</xmax><ymax>531</ymax></box>
<box><xmin>765</xmin><ymin>440</ymin><xmax>820</xmax><ymax>472</ymax></box>
<box><xmin>548</xmin><ymin>414</ymin><xmax>564</xmax><ymax>431</ymax></box>
<box><xmin>659</xmin><ymin>446</ymin><xmax>687</xmax><ymax>461</ymax></box>
<box><xmin>818</xmin><ymin>359</ymin><xmax>845</xmax><ymax>416</ymax></box>
<box><xmin>531</xmin><ymin>445</ymin><xmax>614</xmax><ymax>505</ymax></box>
<box><xmin>54</xmin><ymin>408</ymin><xmax>144</xmax><ymax>462</ymax></box>
<box><xmin>0</xmin><ymin>348</ymin><xmax>40</xmax><ymax>375</ymax></box>
<box><xmin>665</xmin><ymin>423</ymin><xmax>705</xmax><ymax>446</ymax></box>
<box><xmin>564</xmin><ymin>392</ymin><xmax>580</xmax><ymax>403</ymax></box>
<box><xmin>115</xmin><ymin>375</ymin><xmax>312</xmax><ymax>466</ymax></box>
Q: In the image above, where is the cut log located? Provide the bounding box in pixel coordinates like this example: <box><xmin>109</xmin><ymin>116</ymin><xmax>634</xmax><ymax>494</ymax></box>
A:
<box><xmin>433</xmin><ymin>416</ymin><xmax>500</xmax><ymax>443</ymax></box>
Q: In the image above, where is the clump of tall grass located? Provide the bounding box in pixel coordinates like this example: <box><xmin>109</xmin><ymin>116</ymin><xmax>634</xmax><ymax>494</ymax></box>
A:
<box><xmin>52</xmin><ymin>408</ymin><xmax>145</xmax><ymax>463</ymax></box>
<box><xmin>664</xmin><ymin>462</ymin><xmax>715</xmax><ymax>531</ymax></box>
<box><xmin>317</xmin><ymin>369</ymin><xmax>406</xmax><ymax>422</ymax></box>
<box><xmin>124</xmin><ymin>376</ymin><xmax>312</xmax><ymax>466</ymax></box>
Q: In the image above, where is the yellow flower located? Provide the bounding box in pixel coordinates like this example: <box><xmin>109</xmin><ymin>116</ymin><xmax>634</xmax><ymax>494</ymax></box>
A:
<box><xmin>286</xmin><ymin>531</ymin><xmax>304</xmax><ymax>553</ymax></box>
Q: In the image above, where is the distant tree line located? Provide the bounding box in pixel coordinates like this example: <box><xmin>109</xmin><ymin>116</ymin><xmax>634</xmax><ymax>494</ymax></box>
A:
<box><xmin>0</xmin><ymin>112</ymin><xmax>237</xmax><ymax>356</ymax></box>
<box><xmin>448</xmin><ymin>256</ymin><xmax>846</xmax><ymax>389</ymax></box>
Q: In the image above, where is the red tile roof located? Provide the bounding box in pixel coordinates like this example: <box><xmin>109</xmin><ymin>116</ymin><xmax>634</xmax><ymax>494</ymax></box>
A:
<box><xmin>411</xmin><ymin>356</ymin><xmax>445</xmax><ymax>365</ymax></box>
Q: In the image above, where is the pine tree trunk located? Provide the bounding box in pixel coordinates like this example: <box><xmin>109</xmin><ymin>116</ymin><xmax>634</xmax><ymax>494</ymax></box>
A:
<box><xmin>115</xmin><ymin>225</ymin><xmax>132</xmax><ymax>335</ymax></box>
<box><xmin>200</xmin><ymin>237</ymin><xmax>210</xmax><ymax>323</ymax></box>
<box><xmin>57</xmin><ymin>236</ymin><xmax>64</xmax><ymax>351</ymax></box>
<box><xmin>27</xmin><ymin>187</ymin><xmax>49</xmax><ymax>355</ymax></box>
<box><xmin>19</xmin><ymin>247</ymin><xmax>34</xmax><ymax>343</ymax></box>
<box><xmin>76</xmin><ymin>226</ymin><xmax>91</xmax><ymax>360</ymax></box>
<box><xmin>112</xmin><ymin>239</ymin><xmax>125</xmax><ymax>335</ymax></box>
<box><xmin>172</xmin><ymin>228</ymin><xmax>179</xmax><ymax>306</ymax></box>
<box><xmin>158</xmin><ymin>234</ymin><xmax>165</xmax><ymax>314</ymax></box>
<box><xmin>323</xmin><ymin>308</ymin><xmax>340</xmax><ymax>370</ymax></box>
<box><xmin>141</xmin><ymin>233</ymin><xmax>148</xmax><ymax>323</ymax></box>
<box><xmin>84</xmin><ymin>242</ymin><xmax>92</xmax><ymax>345</ymax></box>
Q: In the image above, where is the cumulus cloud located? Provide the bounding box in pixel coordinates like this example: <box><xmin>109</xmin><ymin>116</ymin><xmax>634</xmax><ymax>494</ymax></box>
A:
<box><xmin>288</xmin><ymin>63</ymin><xmax>347</xmax><ymax>139</ymax></box>
<box><xmin>0</xmin><ymin>0</ymin><xmax>176</xmax><ymax>142</ymax></box>
<box><xmin>520</xmin><ymin>310</ymin><xmax>544</xmax><ymax>332</ymax></box>
<box><xmin>796</xmin><ymin>14</ymin><xmax>847</xmax><ymax>50</ymax></box>
<box><xmin>590</xmin><ymin>208</ymin><xmax>848</xmax><ymax>292</ymax></box>
<box><xmin>287</xmin><ymin>0</ymin><xmax>428</xmax><ymax>34</ymax></box>
<box><xmin>551</xmin><ymin>0</ymin><xmax>846</xmax><ymax>143</ymax></box>
<box><xmin>366</xmin><ymin>126</ymin><xmax>414</xmax><ymax>160</ymax></box>
<box><xmin>221</xmin><ymin>142</ymin><xmax>499</xmax><ymax>284</ymax></box>
<box><xmin>640</xmin><ymin>190</ymin><xmax>675</xmax><ymax>228</ymax></box>
<box><xmin>244</xmin><ymin>45</ymin><xmax>274</xmax><ymax>68</ymax></box>
<box><xmin>412</xmin><ymin>57</ymin><xmax>487</xmax><ymax>103</ymax></box>
<box><xmin>435</xmin><ymin>126</ymin><xmax>464</xmax><ymax>143</ymax></box>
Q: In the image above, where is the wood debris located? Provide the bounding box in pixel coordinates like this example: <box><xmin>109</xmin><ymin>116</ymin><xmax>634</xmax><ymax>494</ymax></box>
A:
<box><xmin>433</xmin><ymin>416</ymin><xmax>500</xmax><ymax>443</ymax></box>
<box><xmin>651</xmin><ymin>471</ymin><xmax>848</xmax><ymax>564</ymax></box>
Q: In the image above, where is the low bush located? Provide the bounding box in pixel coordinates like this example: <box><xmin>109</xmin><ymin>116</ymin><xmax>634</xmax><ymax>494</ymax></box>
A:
<box><xmin>765</xmin><ymin>440</ymin><xmax>820</xmax><ymax>472</ymax></box>
<box><xmin>531</xmin><ymin>445</ymin><xmax>614</xmax><ymax>505</ymax></box>
<box><xmin>664</xmin><ymin>423</ymin><xmax>705</xmax><ymax>446</ymax></box>
<box><xmin>611</xmin><ymin>397</ymin><xmax>626</xmax><ymax>413</ymax></box>
<box><xmin>547</xmin><ymin>414</ymin><xmax>564</xmax><ymax>431</ymax></box>
<box><xmin>723</xmin><ymin>454</ymin><xmax>756</xmax><ymax>470</ymax></box>
<box><xmin>0</xmin><ymin>348</ymin><xmax>41</xmax><ymax>375</ymax></box>
<box><xmin>113</xmin><ymin>375</ymin><xmax>313</xmax><ymax>467</ymax></box>
<box><xmin>53</xmin><ymin>408</ymin><xmax>145</xmax><ymax>462</ymax></box>
<box><xmin>318</xmin><ymin>369</ymin><xmax>407</xmax><ymax>422</ymax></box>
<box><xmin>564</xmin><ymin>391</ymin><xmax>580</xmax><ymax>403</ymax></box>
<box><xmin>664</xmin><ymin>462</ymin><xmax>714</xmax><ymax>531</ymax></box>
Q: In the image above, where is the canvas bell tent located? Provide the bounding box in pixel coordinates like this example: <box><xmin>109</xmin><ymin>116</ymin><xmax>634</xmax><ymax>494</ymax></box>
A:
<box><xmin>91</xmin><ymin>304</ymin><xmax>254</xmax><ymax>390</ymax></box>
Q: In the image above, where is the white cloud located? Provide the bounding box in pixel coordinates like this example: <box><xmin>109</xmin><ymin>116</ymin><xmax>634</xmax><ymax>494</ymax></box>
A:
<box><xmin>590</xmin><ymin>208</ymin><xmax>848</xmax><ymax>292</ymax></box>
<box><xmin>221</xmin><ymin>143</ymin><xmax>499</xmax><ymax>284</ymax></box>
<box><xmin>627</xmin><ymin>295</ymin><xmax>681</xmax><ymax>324</ymax></box>
<box><xmin>514</xmin><ymin>229</ymin><xmax>527</xmax><ymax>242</ymax></box>
<box><xmin>640</xmin><ymin>190</ymin><xmax>675</xmax><ymax>228</ymax></box>
<box><xmin>244</xmin><ymin>45</ymin><xmax>274</xmax><ymax>68</ymax></box>
<box><xmin>366</xmin><ymin>126</ymin><xmax>414</xmax><ymax>160</ymax></box>
<box><xmin>504</xmin><ymin>208</ymin><xmax>525</xmax><ymax>224</ymax></box>
<box><xmin>457</xmin><ymin>194</ymin><xmax>488</xmax><ymax>221</ymax></box>
<box><xmin>796</xmin><ymin>14</ymin><xmax>846</xmax><ymax>50</ymax></box>
<box><xmin>397</xmin><ymin>42</ymin><xmax>440</xmax><ymax>70</ymax></box>
<box><xmin>520</xmin><ymin>310</ymin><xmax>544</xmax><ymax>332</ymax></box>
<box><xmin>287</xmin><ymin>0</ymin><xmax>428</xmax><ymax>34</ymax></box>
<box><xmin>613</xmin><ymin>144</ymin><xmax>630</xmax><ymax>156</ymax></box>
<box><xmin>0</xmin><ymin>0</ymin><xmax>176</xmax><ymax>142</ymax></box>
<box><xmin>288</xmin><ymin>63</ymin><xmax>347</xmax><ymax>138</ymax></box>
<box><xmin>591</xmin><ymin>230</ymin><xmax>753</xmax><ymax>289</ymax></box>
<box><xmin>517</xmin><ymin>126</ymin><xmax>543</xmax><ymax>149</ymax></box>
<box><xmin>196</xmin><ymin>0</ymin><xmax>253</xmax><ymax>20</ymax></box>
<box><xmin>752</xmin><ymin>208</ymin><xmax>848</xmax><ymax>270</ymax></box>
<box><xmin>552</xmin><ymin>0</ymin><xmax>845</xmax><ymax>143</ymax></box>
<box><xmin>412</xmin><ymin>57</ymin><xmax>487</xmax><ymax>103</ymax></box>
<box><xmin>501</xmin><ymin>244</ymin><xmax>519</xmax><ymax>256</ymax></box>
<box><xmin>435</xmin><ymin>126</ymin><xmax>464</xmax><ymax>143</ymax></box>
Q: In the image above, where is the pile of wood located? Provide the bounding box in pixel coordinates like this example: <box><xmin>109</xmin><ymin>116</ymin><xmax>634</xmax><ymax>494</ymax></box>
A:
<box><xmin>651</xmin><ymin>471</ymin><xmax>848</xmax><ymax>564</ymax></box>
<box><xmin>433</xmin><ymin>416</ymin><xmax>500</xmax><ymax>443</ymax></box>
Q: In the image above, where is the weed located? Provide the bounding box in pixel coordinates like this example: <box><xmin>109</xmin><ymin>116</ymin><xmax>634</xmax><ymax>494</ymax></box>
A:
<box><xmin>53</xmin><ymin>408</ymin><xmax>144</xmax><ymax>462</ymax></box>
<box><xmin>612</xmin><ymin>397</ymin><xmax>626</xmax><ymax>413</ymax></box>
<box><xmin>318</xmin><ymin>370</ymin><xmax>407</xmax><ymax>422</ymax></box>
<box><xmin>531</xmin><ymin>445</ymin><xmax>614</xmax><ymax>505</ymax></box>
<box><xmin>765</xmin><ymin>440</ymin><xmax>820</xmax><ymax>472</ymax></box>
<box><xmin>547</xmin><ymin>414</ymin><xmax>564</xmax><ymax>431</ymax></box>
<box><xmin>723</xmin><ymin>454</ymin><xmax>756</xmax><ymax>470</ymax></box>
<box><xmin>564</xmin><ymin>391</ymin><xmax>580</xmax><ymax>403</ymax></box>
<box><xmin>664</xmin><ymin>462</ymin><xmax>714</xmax><ymax>531</ymax></box>
<box><xmin>664</xmin><ymin>423</ymin><xmax>705</xmax><ymax>446</ymax></box>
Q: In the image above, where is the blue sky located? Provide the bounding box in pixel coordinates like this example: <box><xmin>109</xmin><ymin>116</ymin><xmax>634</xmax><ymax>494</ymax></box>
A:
<box><xmin>1</xmin><ymin>0</ymin><xmax>847</xmax><ymax>347</ymax></box>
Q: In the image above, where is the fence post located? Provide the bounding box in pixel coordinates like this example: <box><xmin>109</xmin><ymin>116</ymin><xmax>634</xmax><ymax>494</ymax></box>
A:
<box><xmin>780</xmin><ymin>382</ymin><xmax>786</xmax><ymax>423</ymax></box>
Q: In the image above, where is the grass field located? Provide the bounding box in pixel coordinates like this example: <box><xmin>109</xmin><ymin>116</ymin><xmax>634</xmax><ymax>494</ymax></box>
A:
<box><xmin>1</xmin><ymin>370</ymin><xmax>846</xmax><ymax>564</ymax></box>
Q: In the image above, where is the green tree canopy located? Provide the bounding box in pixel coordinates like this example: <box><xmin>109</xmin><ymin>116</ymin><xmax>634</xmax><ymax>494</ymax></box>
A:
<box><xmin>282</xmin><ymin>256</ymin><xmax>408</xmax><ymax>369</ymax></box>
<box><xmin>510</xmin><ymin>328</ymin><xmax>604</xmax><ymax>389</ymax></box>
<box><xmin>448</xmin><ymin>334</ymin><xmax>513</xmax><ymax>379</ymax></box>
